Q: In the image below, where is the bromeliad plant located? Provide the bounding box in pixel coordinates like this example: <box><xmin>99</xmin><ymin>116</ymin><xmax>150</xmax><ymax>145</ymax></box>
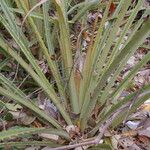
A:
<box><xmin>0</xmin><ymin>0</ymin><xmax>150</xmax><ymax>149</ymax></box>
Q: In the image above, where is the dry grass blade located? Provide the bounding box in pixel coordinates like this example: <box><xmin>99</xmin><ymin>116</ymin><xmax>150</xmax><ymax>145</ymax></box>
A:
<box><xmin>21</xmin><ymin>0</ymin><xmax>48</xmax><ymax>27</ymax></box>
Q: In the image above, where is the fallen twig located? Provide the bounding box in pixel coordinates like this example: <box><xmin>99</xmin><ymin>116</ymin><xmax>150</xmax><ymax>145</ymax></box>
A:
<box><xmin>46</xmin><ymin>103</ymin><xmax>131</xmax><ymax>150</ymax></box>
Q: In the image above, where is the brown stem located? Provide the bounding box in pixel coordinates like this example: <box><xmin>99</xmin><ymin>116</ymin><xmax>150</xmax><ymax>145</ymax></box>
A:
<box><xmin>48</xmin><ymin>103</ymin><xmax>131</xmax><ymax>150</ymax></box>
<box><xmin>48</xmin><ymin>140</ymin><xmax>96</xmax><ymax>150</ymax></box>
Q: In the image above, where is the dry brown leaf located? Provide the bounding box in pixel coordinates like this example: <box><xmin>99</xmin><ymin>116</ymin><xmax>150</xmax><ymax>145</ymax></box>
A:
<box><xmin>138</xmin><ymin>127</ymin><xmax>150</xmax><ymax>138</ymax></box>
<box><xmin>39</xmin><ymin>133</ymin><xmax>59</xmax><ymax>141</ymax></box>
